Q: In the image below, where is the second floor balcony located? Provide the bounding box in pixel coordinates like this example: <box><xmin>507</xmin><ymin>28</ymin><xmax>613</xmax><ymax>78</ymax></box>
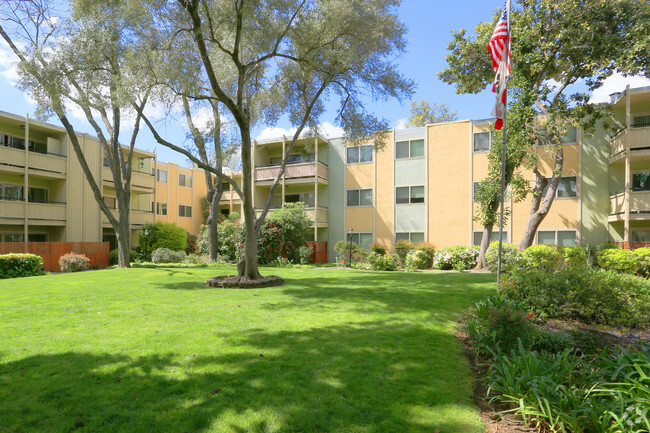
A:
<box><xmin>254</xmin><ymin>161</ymin><xmax>328</xmax><ymax>185</ymax></box>
<box><xmin>102</xmin><ymin>166</ymin><xmax>155</xmax><ymax>192</ymax></box>
<box><xmin>0</xmin><ymin>198</ymin><xmax>67</xmax><ymax>223</ymax></box>
<box><xmin>609</xmin><ymin>126</ymin><xmax>650</xmax><ymax>159</ymax></box>
<box><xmin>254</xmin><ymin>205</ymin><xmax>328</xmax><ymax>227</ymax></box>
<box><xmin>0</xmin><ymin>145</ymin><xmax>67</xmax><ymax>177</ymax></box>
<box><xmin>101</xmin><ymin>208</ymin><xmax>154</xmax><ymax>227</ymax></box>
<box><xmin>609</xmin><ymin>189</ymin><xmax>650</xmax><ymax>221</ymax></box>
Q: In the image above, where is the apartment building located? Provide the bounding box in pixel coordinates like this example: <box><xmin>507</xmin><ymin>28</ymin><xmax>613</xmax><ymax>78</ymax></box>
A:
<box><xmin>2</xmin><ymin>85</ymin><xmax>648</xmax><ymax>262</ymax></box>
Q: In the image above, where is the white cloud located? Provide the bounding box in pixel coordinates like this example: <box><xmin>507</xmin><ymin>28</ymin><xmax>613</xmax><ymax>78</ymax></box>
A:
<box><xmin>317</xmin><ymin>121</ymin><xmax>344</xmax><ymax>138</ymax></box>
<box><xmin>590</xmin><ymin>72</ymin><xmax>650</xmax><ymax>104</ymax></box>
<box><xmin>394</xmin><ymin>118</ymin><xmax>408</xmax><ymax>129</ymax></box>
<box><xmin>256</xmin><ymin>121</ymin><xmax>346</xmax><ymax>141</ymax></box>
<box><xmin>0</xmin><ymin>41</ymin><xmax>19</xmax><ymax>83</ymax></box>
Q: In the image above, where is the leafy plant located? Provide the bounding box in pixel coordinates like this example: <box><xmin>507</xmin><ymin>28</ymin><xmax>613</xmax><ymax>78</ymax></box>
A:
<box><xmin>366</xmin><ymin>252</ymin><xmax>400</xmax><ymax>271</ymax></box>
<box><xmin>520</xmin><ymin>245</ymin><xmax>560</xmax><ymax>272</ymax></box>
<box><xmin>635</xmin><ymin>247</ymin><xmax>650</xmax><ymax>277</ymax></box>
<box><xmin>485</xmin><ymin>242</ymin><xmax>521</xmax><ymax>273</ymax></box>
<box><xmin>433</xmin><ymin>245</ymin><xmax>479</xmax><ymax>270</ymax></box>
<box><xmin>563</xmin><ymin>246</ymin><xmax>588</xmax><ymax>268</ymax></box>
<box><xmin>298</xmin><ymin>246</ymin><xmax>314</xmax><ymax>265</ymax></box>
<box><xmin>405</xmin><ymin>249</ymin><xmax>429</xmax><ymax>271</ymax></box>
<box><xmin>334</xmin><ymin>240</ymin><xmax>366</xmax><ymax>266</ymax></box>
<box><xmin>151</xmin><ymin>247</ymin><xmax>186</xmax><ymax>264</ymax></box>
<box><xmin>394</xmin><ymin>240</ymin><xmax>413</xmax><ymax>265</ymax></box>
<box><xmin>0</xmin><ymin>253</ymin><xmax>44</xmax><ymax>279</ymax></box>
<box><xmin>370</xmin><ymin>243</ymin><xmax>387</xmax><ymax>255</ymax></box>
<box><xmin>586</xmin><ymin>243</ymin><xmax>619</xmax><ymax>267</ymax></box>
<box><xmin>58</xmin><ymin>253</ymin><xmax>90</xmax><ymax>273</ymax></box>
<box><xmin>598</xmin><ymin>249</ymin><xmax>638</xmax><ymax>274</ymax></box>
<box><xmin>414</xmin><ymin>242</ymin><xmax>436</xmax><ymax>268</ymax></box>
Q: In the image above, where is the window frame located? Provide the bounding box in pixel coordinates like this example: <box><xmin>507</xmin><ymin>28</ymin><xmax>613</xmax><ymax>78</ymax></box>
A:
<box><xmin>395</xmin><ymin>139</ymin><xmax>425</xmax><ymax>160</ymax></box>
<box><xmin>0</xmin><ymin>183</ymin><xmax>25</xmax><ymax>201</ymax></box>
<box><xmin>536</xmin><ymin>230</ymin><xmax>577</xmax><ymax>247</ymax></box>
<box><xmin>473</xmin><ymin>131</ymin><xmax>491</xmax><ymax>153</ymax></box>
<box><xmin>346</xmin><ymin>145</ymin><xmax>374</xmax><ymax>164</ymax></box>
<box><xmin>348</xmin><ymin>232</ymin><xmax>373</xmax><ymax>250</ymax></box>
<box><xmin>178</xmin><ymin>204</ymin><xmax>192</xmax><ymax>218</ymax></box>
<box><xmin>395</xmin><ymin>232</ymin><xmax>425</xmax><ymax>243</ymax></box>
<box><xmin>157</xmin><ymin>169</ymin><xmax>168</xmax><ymax>183</ymax></box>
<box><xmin>156</xmin><ymin>202</ymin><xmax>168</xmax><ymax>216</ymax></box>
<box><xmin>473</xmin><ymin>231</ymin><xmax>509</xmax><ymax>246</ymax></box>
<box><xmin>395</xmin><ymin>185</ymin><xmax>425</xmax><ymax>205</ymax></box>
<box><xmin>178</xmin><ymin>173</ymin><xmax>192</xmax><ymax>188</ymax></box>
<box><xmin>542</xmin><ymin>176</ymin><xmax>577</xmax><ymax>199</ymax></box>
<box><xmin>346</xmin><ymin>188</ymin><xmax>373</xmax><ymax>207</ymax></box>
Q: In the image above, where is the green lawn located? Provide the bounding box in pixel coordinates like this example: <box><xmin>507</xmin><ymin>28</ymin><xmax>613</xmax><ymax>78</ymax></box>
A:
<box><xmin>0</xmin><ymin>267</ymin><xmax>495</xmax><ymax>433</ymax></box>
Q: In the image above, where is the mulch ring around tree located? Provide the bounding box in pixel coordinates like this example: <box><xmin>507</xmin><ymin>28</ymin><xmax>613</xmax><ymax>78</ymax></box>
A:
<box><xmin>205</xmin><ymin>275</ymin><xmax>284</xmax><ymax>288</ymax></box>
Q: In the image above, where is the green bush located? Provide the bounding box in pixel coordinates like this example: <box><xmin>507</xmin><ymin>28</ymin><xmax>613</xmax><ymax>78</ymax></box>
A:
<box><xmin>585</xmin><ymin>242</ymin><xmax>619</xmax><ymax>267</ymax></box>
<box><xmin>405</xmin><ymin>249</ymin><xmax>429</xmax><ymax>271</ymax></box>
<box><xmin>334</xmin><ymin>240</ymin><xmax>366</xmax><ymax>265</ymax></box>
<box><xmin>529</xmin><ymin>329</ymin><xmax>571</xmax><ymax>353</ymax></box>
<box><xmin>266</xmin><ymin>202</ymin><xmax>312</xmax><ymax>263</ymax></box>
<box><xmin>366</xmin><ymin>252</ymin><xmax>400</xmax><ymax>271</ymax></box>
<box><xmin>414</xmin><ymin>242</ymin><xmax>436</xmax><ymax>268</ymax></box>
<box><xmin>563</xmin><ymin>246</ymin><xmax>588</xmax><ymax>268</ymax></box>
<box><xmin>635</xmin><ymin>247</ymin><xmax>650</xmax><ymax>277</ymax></box>
<box><xmin>109</xmin><ymin>249</ymin><xmax>138</xmax><ymax>266</ymax></box>
<box><xmin>140</xmin><ymin>222</ymin><xmax>187</xmax><ymax>254</ymax></box>
<box><xmin>465</xmin><ymin>295</ymin><xmax>536</xmax><ymax>356</ymax></box>
<box><xmin>597</xmin><ymin>248</ymin><xmax>638</xmax><ymax>274</ymax></box>
<box><xmin>394</xmin><ymin>240</ymin><xmax>413</xmax><ymax>264</ymax></box>
<box><xmin>501</xmin><ymin>267</ymin><xmax>650</xmax><ymax>328</ymax></box>
<box><xmin>369</xmin><ymin>243</ymin><xmax>387</xmax><ymax>255</ymax></box>
<box><xmin>433</xmin><ymin>245</ymin><xmax>479</xmax><ymax>270</ymax></box>
<box><xmin>59</xmin><ymin>252</ymin><xmax>90</xmax><ymax>273</ymax></box>
<box><xmin>485</xmin><ymin>242</ymin><xmax>521</xmax><ymax>273</ymax></box>
<box><xmin>298</xmin><ymin>246</ymin><xmax>314</xmax><ymax>265</ymax></box>
<box><xmin>0</xmin><ymin>253</ymin><xmax>44</xmax><ymax>279</ymax></box>
<box><xmin>228</xmin><ymin>212</ymin><xmax>240</xmax><ymax>221</ymax></box>
<box><xmin>151</xmin><ymin>247</ymin><xmax>186</xmax><ymax>264</ymax></box>
<box><xmin>520</xmin><ymin>245</ymin><xmax>560</xmax><ymax>272</ymax></box>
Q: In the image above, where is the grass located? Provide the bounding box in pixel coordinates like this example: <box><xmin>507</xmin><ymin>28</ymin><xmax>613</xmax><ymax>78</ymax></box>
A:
<box><xmin>0</xmin><ymin>266</ymin><xmax>495</xmax><ymax>433</ymax></box>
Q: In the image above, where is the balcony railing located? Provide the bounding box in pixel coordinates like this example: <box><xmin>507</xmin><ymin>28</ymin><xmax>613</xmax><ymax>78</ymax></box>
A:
<box><xmin>103</xmin><ymin>166</ymin><xmax>156</xmax><ymax>190</ymax></box>
<box><xmin>254</xmin><ymin>205</ymin><xmax>328</xmax><ymax>225</ymax></box>
<box><xmin>0</xmin><ymin>199</ymin><xmax>67</xmax><ymax>221</ymax></box>
<box><xmin>254</xmin><ymin>161</ymin><xmax>328</xmax><ymax>182</ymax></box>
<box><xmin>101</xmin><ymin>208</ymin><xmax>154</xmax><ymax>226</ymax></box>
<box><xmin>609</xmin><ymin>190</ymin><xmax>650</xmax><ymax>218</ymax></box>
<box><xmin>610</xmin><ymin>127</ymin><xmax>650</xmax><ymax>158</ymax></box>
<box><xmin>0</xmin><ymin>146</ymin><xmax>67</xmax><ymax>175</ymax></box>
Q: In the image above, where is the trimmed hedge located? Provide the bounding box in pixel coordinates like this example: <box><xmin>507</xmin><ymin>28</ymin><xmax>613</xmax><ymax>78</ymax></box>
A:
<box><xmin>151</xmin><ymin>247</ymin><xmax>186</xmax><ymax>264</ymax></box>
<box><xmin>520</xmin><ymin>245</ymin><xmax>560</xmax><ymax>272</ymax></box>
<box><xmin>485</xmin><ymin>242</ymin><xmax>520</xmax><ymax>273</ymax></box>
<box><xmin>597</xmin><ymin>248</ymin><xmax>638</xmax><ymax>274</ymax></box>
<box><xmin>0</xmin><ymin>253</ymin><xmax>45</xmax><ymax>279</ymax></box>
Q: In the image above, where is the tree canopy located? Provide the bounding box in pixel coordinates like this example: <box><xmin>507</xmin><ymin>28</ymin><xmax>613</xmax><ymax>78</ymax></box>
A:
<box><xmin>406</xmin><ymin>100</ymin><xmax>457</xmax><ymax>127</ymax></box>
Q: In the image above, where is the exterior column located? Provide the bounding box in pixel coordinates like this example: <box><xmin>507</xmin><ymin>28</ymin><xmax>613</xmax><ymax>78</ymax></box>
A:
<box><xmin>24</xmin><ymin>114</ymin><xmax>29</xmax><ymax>250</ymax></box>
<box><xmin>624</xmin><ymin>85</ymin><xmax>631</xmax><ymax>244</ymax></box>
<box><xmin>314</xmin><ymin>136</ymin><xmax>319</xmax><ymax>241</ymax></box>
<box><xmin>153</xmin><ymin>151</ymin><xmax>157</xmax><ymax>224</ymax></box>
<box><xmin>281</xmin><ymin>136</ymin><xmax>286</xmax><ymax>207</ymax></box>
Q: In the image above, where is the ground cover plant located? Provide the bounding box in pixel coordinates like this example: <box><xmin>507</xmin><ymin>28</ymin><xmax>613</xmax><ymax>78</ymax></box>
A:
<box><xmin>0</xmin><ymin>267</ymin><xmax>495</xmax><ymax>432</ymax></box>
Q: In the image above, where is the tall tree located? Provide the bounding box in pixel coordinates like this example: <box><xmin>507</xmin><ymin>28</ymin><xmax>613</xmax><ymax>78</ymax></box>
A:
<box><xmin>0</xmin><ymin>0</ymin><xmax>151</xmax><ymax>267</ymax></box>
<box><xmin>406</xmin><ymin>100</ymin><xmax>457</xmax><ymax>127</ymax></box>
<box><xmin>132</xmin><ymin>0</ymin><xmax>413</xmax><ymax>281</ymax></box>
<box><xmin>440</xmin><ymin>0</ymin><xmax>650</xmax><ymax>252</ymax></box>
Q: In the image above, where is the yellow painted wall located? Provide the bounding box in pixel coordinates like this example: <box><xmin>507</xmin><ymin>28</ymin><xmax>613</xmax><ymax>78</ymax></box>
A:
<box><xmin>375</xmin><ymin>132</ymin><xmax>395</xmax><ymax>248</ymax></box>
<box><xmin>66</xmin><ymin>134</ymin><xmax>102</xmax><ymax>242</ymax></box>
<box><xmin>344</xmin><ymin>139</ymin><xmax>379</xmax><ymax>243</ymax></box>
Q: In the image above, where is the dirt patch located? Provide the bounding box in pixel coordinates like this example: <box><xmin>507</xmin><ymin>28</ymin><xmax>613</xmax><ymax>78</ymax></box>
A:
<box><xmin>205</xmin><ymin>275</ymin><xmax>284</xmax><ymax>288</ymax></box>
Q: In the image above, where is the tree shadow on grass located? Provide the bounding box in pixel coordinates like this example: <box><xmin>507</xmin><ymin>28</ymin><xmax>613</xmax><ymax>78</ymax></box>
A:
<box><xmin>0</xmin><ymin>321</ymin><xmax>483</xmax><ymax>433</ymax></box>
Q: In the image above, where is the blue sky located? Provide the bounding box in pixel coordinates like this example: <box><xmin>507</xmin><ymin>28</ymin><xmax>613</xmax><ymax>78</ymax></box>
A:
<box><xmin>1</xmin><ymin>0</ymin><xmax>648</xmax><ymax>166</ymax></box>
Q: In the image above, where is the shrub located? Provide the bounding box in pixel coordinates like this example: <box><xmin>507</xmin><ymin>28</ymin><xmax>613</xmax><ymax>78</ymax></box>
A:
<box><xmin>597</xmin><ymin>248</ymin><xmax>638</xmax><ymax>274</ymax></box>
<box><xmin>433</xmin><ymin>245</ymin><xmax>479</xmax><ymax>270</ymax></box>
<box><xmin>0</xmin><ymin>253</ymin><xmax>44</xmax><ymax>279</ymax></box>
<box><xmin>140</xmin><ymin>222</ymin><xmax>187</xmax><ymax>253</ymax></box>
<box><xmin>267</xmin><ymin>202</ymin><xmax>312</xmax><ymax>263</ymax></box>
<box><xmin>366</xmin><ymin>252</ymin><xmax>400</xmax><ymax>271</ymax></box>
<box><xmin>58</xmin><ymin>252</ymin><xmax>90</xmax><ymax>273</ymax></box>
<box><xmin>585</xmin><ymin>242</ymin><xmax>619</xmax><ymax>267</ymax></box>
<box><xmin>465</xmin><ymin>295</ymin><xmax>536</xmax><ymax>356</ymax></box>
<box><xmin>405</xmin><ymin>249</ymin><xmax>429</xmax><ymax>271</ymax></box>
<box><xmin>414</xmin><ymin>242</ymin><xmax>436</xmax><ymax>268</ymax></box>
<box><xmin>334</xmin><ymin>240</ymin><xmax>366</xmax><ymax>265</ymax></box>
<box><xmin>298</xmin><ymin>245</ymin><xmax>314</xmax><ymax>265</ymax></box>
<box><xmin>228</xmin><ymin>212</ymin><xmax>240</xmax><ymax>221</ymax></box>
<box><xmin>520</xmin><ymin>245</ymin><xmax>560</xmax><ymax>272</ymax></box>
<box><xmin>186</xmin><ymin>233</ymin><xmax>197</xmax><ymax>254</ymax></box>
<box><xmin>501</xmin><ymin>266</ymin><xmax>650</xmax><ymax>328</ymax></box>
<box><xmin>151</xmin><ymin>247</ymin><xmax>186</xmax><ymax>264</ymax></box>
<box><xmin>634</xmin><ymin>247</ymin><xmax>650</xmax><ymax>277</ymax></box>
<box><xmin>109</xmin><ymin>249</ymin><xmax>138</xmax><ymax>266</ymax></box>
<box><xmin>529</xmin><ymin>329</ymin><xmax>571</xmax><ymax>353</ymax></box>
<box><xmin>563</xmin><ymin>246</ymin><xmax>588</xmax><ymax>268</ymax></box>
<box><xmin>394</xmin><ymin>240</ymin><xmax>413</xmax><ymax>264</ymax></box>
<box><xmin>182</xmin><ymin>254</ymin><xmax>211</xmax><ymax>265</ymax></box>
<box><xmin>485</xmin><ymin>242</ymin><xmax>521</xmax><ymax>273</ymax></box>
<box><xmin>370</xmin><ymin>243</ymin><xmax>387</xmax><ymax>255</ymax></box>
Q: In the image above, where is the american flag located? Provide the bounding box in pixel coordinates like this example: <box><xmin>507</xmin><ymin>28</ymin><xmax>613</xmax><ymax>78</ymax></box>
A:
<box><xmin>488</xmin><ymin>1</ymin><xmax>510</xmax><ymax>130</ymax></box>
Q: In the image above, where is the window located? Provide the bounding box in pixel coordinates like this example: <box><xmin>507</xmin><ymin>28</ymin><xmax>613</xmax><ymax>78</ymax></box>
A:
<box><xmin>103</xmin><ymin>157</ymin><xmax>110</xmax><ymax>167</ymax></box>
<box><xmin>396</xmin><ymin>186</ymin><xmax>425</xmax><ymax>204</ymax></box>
<box><xmin>560</xmin><ymin>126</ymin><xmax>577</xmax><ymax>144</ymax></box>
<box><xmin>157</xmin><ymin>169</ymin><xmax>168</xmax><ymax>183</ymax></box>
<box><xmin>285</xmin><ymin>193</ymin><xmax>315</xmax><ymax>207</ymax></box>
<box><xmin>633</xmin><ymin>230</ymin><xmax>650</xmax><ymax>242</ymax></box>
<box><xmin>473</xmin><ymin>231</ymin><xmax>508</xmax><ymax>246</ymax></box>
<box><xmin>542</xmin><ymin>176</ymin><xmax>577</xmax><ymax>198</ymax></box>
<box><xmin>28</xmin><ymin>233</ymin><xmax>47</xmax><ymax>242</ymax></box>
<box><xmin>348</xmin><ymin>232</ymin><xmax>373</xmax><ymax>250</ymax></box>
<box><xmin>537</xmin><ymin>230</ymin><xmax>576</xmax><ymax>246</ymax></box>
<box><xmin>473</xmin><ymin>132</ymin><xmax>490</xmax><ymax>152</ymax></box>
<box><xmin>222</xmin><ymin>182</ymin><xmax>230</xmax><ymax>191</ymax></box>
<box><xmin>346</xmin><ymin>145</ymin><xmax>373</xmax><ymax>164</ymax></box>
<box><xmin>396</xmin><ymin>232</ymin><xmax>425</xmax><ymax>243</ymax></box>
<box><xmin>28</xmin><ymin>187</ymin><xmax>48</xmax><ymax>203</ymax></box>
<box><xmin>179</xmin><ymin>204</ymin><xmax>192</xmax><ymax>217</ymax></box>
<box><xmin>347</xmin><ymin>188</ymin><xmax>373</xmax><ymax>207</ymax></box>
<box><xmin>396</xmin><ymin>139</ymin><xmax>424</xmax><ymax>159</ymax></box>
<box><xmin>633</xmin><ymin>115</ymin><xmax>650</xmax><ymax>128</ymax></box>
<box><xmin>0</xmin><ymin>184</ymin><xmax>24</xmax><ymax>201</ymax></box>
<box><xmin>3</xmin><ymin>233</ymin><xmax>24</xmax><ymax>242</ymax></box>
<box><xmin>104</xmin><ymin>196</ymin><xmax>116</xmax><ymax>209</ymax></box>
<box><xmin>156</xmin><ymin>202</ymin><xmax>168</xmax><ymax>216</ymax></box>
<box><xmin>633</xmin><ymin>172</ymin><xmax>650</xmax><ymax>191</ymax></box>
<box><xmin>178</xmin><ymin>173</ymin><xmax>192</xmax><ymax>187</ymax></box>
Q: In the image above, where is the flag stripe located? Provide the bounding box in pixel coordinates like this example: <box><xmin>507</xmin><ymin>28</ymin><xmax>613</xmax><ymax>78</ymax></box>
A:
<box><xmin>488</xmin><ymin>0</ymin><xmax>510</xmax><ymax>130</ymax></box>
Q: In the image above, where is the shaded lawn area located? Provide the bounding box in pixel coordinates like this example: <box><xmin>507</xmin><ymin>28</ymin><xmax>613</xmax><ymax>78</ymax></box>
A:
<box><xmin>0</xmin><ymin>267</ymin><xmax>495</xmax><ymax>433</ymax></box>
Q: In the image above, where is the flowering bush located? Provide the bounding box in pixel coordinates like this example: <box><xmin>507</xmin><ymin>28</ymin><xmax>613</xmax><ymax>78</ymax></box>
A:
<box><xmin>366</xmin><ymin>252</ymin><xmax>400</xmax><ymax>271</ymax></box>
<box><xmin>433</xmin><ymin>245</ymin><xmax>479</xmax><ymax>270</ymax></box>
<box><xmin>405</xmin><ymin>249</ymin><xmax>429</xmax><ymax>271</ymax></box>
<box><xmin>59</xmin><ymin>252</ymin><xmax>90</xmax><ymax>273</ymax></box>
<box><xmin>0</xmin><ymin>253</ymin><xmax>44</xmax><ymax>278</ymax></box>
<box><xmin>414</xmin><ymin>242</ymin><xmax>436</xmax><ymax>268</ymax></box>
<box><xmin>394</xmin><ymin>240</ymin><xmax>413</xmax><ymax>264</ymax></box>
<box><xmin>370</xmin><ymin>243</ymin><xmax>387</xmax><ymax>255</ymax></box>
<box><xmin>151</xmin><ymin>247</ymin><xmax>186</xmax><ymax>264</ymax></box>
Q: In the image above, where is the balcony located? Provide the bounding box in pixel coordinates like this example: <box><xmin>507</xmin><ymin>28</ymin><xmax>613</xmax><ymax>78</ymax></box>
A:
<box><xmin>101</xmin><ymin>208</ymin><xmax>154</xmax><ymax>227</ymax></box>
<box><xmin>102</xmin><ymin>167</ymin><xmax>155</xmax><ymax>192</ymax></box>
<box><xmin>609</xmin><ymin>190</ymin><xmax>650</xmax><ymax>222</ymax></box>
<box><xmin>219</xmin><ymin>190</ymin><xmax>241</xmax><ymax>203</ymax></box>
<box><xmin>254</xmin><ymin>205</ymin><xmax>328</xmax><ymax>227</ymax></box>
<box><xmin>0</xmin><ymin>146</ymin><xmax>67</xmax><ymax>177</ymax></box>
<box><xmin>609</xmin><ymin>127</ymin><xmax>650</xmax><ymax>159</ymax></box>
<box><xmin>0</xmin><ymin>199</ymin><xmax>66</xmax><ymax>224</ymax></box>
<box><xmin>254</xmin><ymin>161</ymin><xmax>328</xmax><ymax>185</ymax></box>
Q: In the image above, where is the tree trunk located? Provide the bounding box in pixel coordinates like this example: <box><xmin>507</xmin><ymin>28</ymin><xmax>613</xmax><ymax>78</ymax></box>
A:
<box><xmin>206</xmin><ymin>183</ymin><xmax>223</xmax><ymax>261</ymax></box>
<box><xmin>519</xmin><ymin>148</ymin><xmax>563</xmax><ymax>250</ymax></box>
<box><xmin>474</xmin><ymin>224</ymin><xmax>494</xmax><ymax>270</ymax></box>
<box><xmin>115</xmin><ymin>185</ymin><xmax>131</xmax><ymax>268</ymax></box>
<box><xmin>239</xmin><ymin>126</ymin><xmax>262</xmax><ymax>280</ymax></box>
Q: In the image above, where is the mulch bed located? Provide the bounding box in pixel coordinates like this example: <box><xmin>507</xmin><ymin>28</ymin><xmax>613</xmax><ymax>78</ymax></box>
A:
<box><xmin>205</xmin><ymin>275</ymin><xmax>285</xmax><ymax>288</ymax></box>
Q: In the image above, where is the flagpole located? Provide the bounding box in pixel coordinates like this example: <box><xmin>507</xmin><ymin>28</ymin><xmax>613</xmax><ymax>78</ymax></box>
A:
<box><xmin>496</xmin><ymin>0</ymin><xmax>511</xmax><ymax>291</ymax></box>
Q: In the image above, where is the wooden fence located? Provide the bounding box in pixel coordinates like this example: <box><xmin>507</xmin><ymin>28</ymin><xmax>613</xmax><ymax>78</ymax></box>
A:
<box><xmin>305</xmin><ymin>241</ymin><xmax>328</xmax><ymax>264</ymax></box>
<box><xmin>0</xmin><ymin>242</ymin><xmax>110</xmax><ymax>272</ymax></box>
